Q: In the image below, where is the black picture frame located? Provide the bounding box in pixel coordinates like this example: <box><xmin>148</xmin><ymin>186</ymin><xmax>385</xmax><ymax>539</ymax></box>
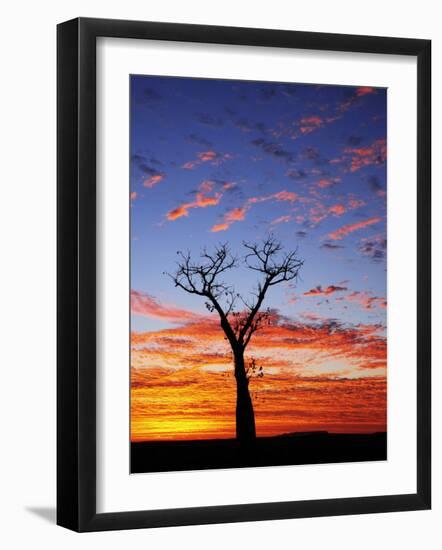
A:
<box><xmin>57</xmin><ymin>17</ymin><xmax>431</xmax><ymax>532</ymax></box>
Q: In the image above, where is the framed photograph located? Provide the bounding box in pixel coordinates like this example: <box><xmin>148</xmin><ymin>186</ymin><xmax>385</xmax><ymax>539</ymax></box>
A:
<box><xmin>57</xmin><ymin>17</ymin><xmax>431</xmax><ymax>531</ymax></box>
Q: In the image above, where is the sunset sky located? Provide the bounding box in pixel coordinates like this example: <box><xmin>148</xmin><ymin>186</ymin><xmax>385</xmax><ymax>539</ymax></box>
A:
<box><xmin>130</xmin><ymin>75</ymin><xmax>387</xmax><ymax>441</ymax></box>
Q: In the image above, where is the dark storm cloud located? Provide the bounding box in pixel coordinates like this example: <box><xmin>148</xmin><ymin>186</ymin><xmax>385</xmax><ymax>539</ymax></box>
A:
<box><xmin>250</xmin><ymin>138</ymin><xmax>296</xmax><ymax>164</ymax></box>
<box><xmin>347</xmin><ymin>135</ymin><xmax>364</xmax><ymax>146</ymax></box>
<box><xmin>224</xmin><ymin>106</ymin><xmax>236</xmax><ymax>116</ymax></box>
<box><xmin>301</xmin><ymin>147</ymin><xmax>321</xmax><ymax>162</ymax></box>
<box><xmin>143</xmin><ymin>87</ymin><xmax>163</xmax><ymax>100</ymax></box>
<box><xmin>131</xmin><ymin>154</ymin><xmax>166</xmax><ymax>181</ymax></box>
<box><xmin>147</xmin><ymin>154</ymin><xmax>163</xmax><ymax>167</ymax></box>
<box><xmin>321</xmin><ymin>242</ymin><xmax>345</xmax><ymax>250</ymax></box>
<box><xmin>233</xmin><ymin>117</ymin><xmax>267</xmax><ymax>134</ymax></box>
<box><xmin>367</xmin><ymin>175</ymin><xmax>384</xmax><ymax>194</ymax></box>
<box><xmin>358</xmin><ymin>237</ymin><xmax>387</xmax><ymax>263</ymax></box>
<box><xmin>259</xmin><ymin>86</ymin><xmax>277</xmax><ymax>101</ymax></box>
<box><xmin>281</xmin><ymin>85</ymin><xmax>298</xmax><ymax>98</ymax></box>
<box><xmin>194</xmin><ymin>112</ymin><xmax>224</xmax><ymax>127</ymax></box>
<box><xmin>187</xmin><ymin>133</ymin><xmax>213</xmax><ymax>148</ymax></box>
<box><xmin>286</xmin><ymin>168</ymin><xmax>308</xmax><ymax>181</ymax></box>
<box><xmin>258</xmin><ymin>84</ymin><xmax>299</xmax><ymax>101</ymax></box>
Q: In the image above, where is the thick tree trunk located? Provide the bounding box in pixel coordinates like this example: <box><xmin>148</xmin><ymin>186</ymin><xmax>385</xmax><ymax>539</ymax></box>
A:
<box><xmin>233</xmin><ymin>350</ymin><xmax>256</xmax><ymax>443</ymax></box>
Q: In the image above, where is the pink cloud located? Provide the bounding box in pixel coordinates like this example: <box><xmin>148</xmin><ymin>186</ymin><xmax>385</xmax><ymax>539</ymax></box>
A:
<box><xmin>309</xmin><ymin>206</ymin><xmax>327</xmax><ymax>224</ymax></box>
<box><xmin>328</xmin><ymin>217</ymin><xmax>382</xmax><ymax>241</ymax></box>
<box><xmin>298</xmin><ymin>115</ymin><xmax>324</xmax><ymax>135</ymax></box>
<box><xmin>329</xmin><ymin>138</ymin><xmax>387</xmax><ymax>172</ymax></box>
<box><xmin>198</xmin><ymin>151</ymin><xmax>218</xmax><ymax>161</ymax></box>
<box><xmin>299</xmin><ymin>311</ymin><xmax>329</xmax><ymax>322</ymax></box>
<box><xmin>271</xmin><ymin>215</ymin><xmax>291</xmax><ymax>225</ymax></box>
<box><xmin>346</xmin><ymin>291</ymin><xmax>387</xmax><ymax>311</ymax></box>
<box><xmin>248</xmin><ymin>190</ymin><xmax>297</xmax><ymax>204</ymax></box>
<box><xmin>337</xmin><ymin>87</ymin><xmax>377</xmax><ymax>114</ymax></box>
<box><xmin>345</xmin><ymin>138</ymin><xmax>387</xmax><ymax>172</ymax></box>
<box><xmin>348</xmin><ymin>198</ymin><xmax>366</xmax><ymax>209</ymax></box>
<box><xmin>273</xmin><ymin>190</ymin><xmax>297</xmax><ymax>202</ymax></box>
<box><xmin>317</xmin><ymin>177</ymin><xmax>341</xmax><ymax>188</ymax></box>
<box><xmin>356</xmin><ymin>87</ymin><xmax>375</xmax><ymax>97</ymax></box>
<box><xmin>182</xmin><ymin>160</ymin><xmax>198</xmax><ymax>169</ymax></box>
<box><xmin>329</xmin><ymin>204</ymin><xmax>346</xmax><ymax>216</ymax></box>
<box><xmin>131</xmin><ymin>290</ymin><xmax>201</xmax><ymax>323</ymax></box>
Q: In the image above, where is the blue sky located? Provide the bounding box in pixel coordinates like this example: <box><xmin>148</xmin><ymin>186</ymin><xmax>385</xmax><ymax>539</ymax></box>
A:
<box><xmin>130</xmin><ymin>75</ymin><xmax>387</xmax><ymax>334</ymax></box>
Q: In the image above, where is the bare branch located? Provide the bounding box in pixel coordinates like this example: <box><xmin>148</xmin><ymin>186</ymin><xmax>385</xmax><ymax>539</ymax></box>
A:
<box><xmin>238</xmin><ymin>236</ymin><xmax>303</xmax><ymax>347</ymax></box>
<box><xmin>167</xmin><ymin>244</ymin><xmax>237</xmax><ymax>298</ymax></box>
<box><xmin>167</xmin><ymin>243</ymin><xmax>239</xmax><ymax>347</ymax></box>
<box><xmin>167</xmin><ymin>235</ymin><xmax>303</xmax><ymax>352</ymax></box>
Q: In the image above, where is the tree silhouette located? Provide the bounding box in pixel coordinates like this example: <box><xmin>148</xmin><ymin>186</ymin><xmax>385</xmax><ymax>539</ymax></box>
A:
<box><xmin>168</xmin><ymin>235</ymin><xmax>303</xmax><ymax>444</ymax></box>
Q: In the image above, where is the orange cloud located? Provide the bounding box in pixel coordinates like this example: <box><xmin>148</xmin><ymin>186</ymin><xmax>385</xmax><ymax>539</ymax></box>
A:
<box><xmin>306</xmin><ymin>194</ymin><xmax>366</xmax><ymax>227</ymax></box>
<box><xmin>144</xmin><ymin>173</ymin><xmax>165</xmax><ymax>188</ymax></box>
<box><xmin>210</xmin><ymin>190</ymin><xmax>297</xmax><ymax>232</ymax></box>
<box><xmin>131</xmin><ymin>290</ymin><xmax>202</xmax><ymax>323</ymax></box>
<box><xmin>167</xmin><ymin>205</ymin><xmax>189</xmax><ymax>221</ymax></box>
<box><xmin>131</xmin><ymin>315</ymin><xmax>386</xmax><ymax>372</ymax></box>
<box><xmin>130</xmin><ymin>191</ymin><xmax>137</xmax><ymax>201</ymax></box>
<box><xmin>166</xmin><ymin>181</ymin><xmax>222</xmax><ymax>221</ymax></box>
<box><xmin>328</xmin><ymin>217</ymin><xmax>382</xmax><ymax>240</ymax></box>
<box><xmin>222</xmin><ymin>182</ymin><xmax>236</xmax><ymax>190</ymax></box>
<box><xmin>211</xmin><ymin>206</ymin><xmax>248</xmax><ymax>232</ymax></box>
<box><xmin>210</xmin><ymin>222</ymin><xmax>229</xmax><ymax>232</ymax></box>
<box><xmin>182</xmin><ymin>150</ymin><xmax>231</xmax><ymax>170</ymax></box>
<box><xmin>269</xmin><ymin>108</ymin><xmax>343</xmax><ymax>142</ymax></box>
<box><xmin>198</xmin><ymin>151</ymin><xmax>218</xmax><ymax>161</ymax></box>
<box><xmin>303</xmin><ymin>284</ymin><xmax>348</xmax><ymax>297</ymax></box>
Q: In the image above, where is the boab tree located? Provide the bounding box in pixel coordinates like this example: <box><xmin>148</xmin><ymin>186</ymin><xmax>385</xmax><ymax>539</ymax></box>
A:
<box><xmin>168</xmin><ymin>236</ymin><xmax>303</xmax><ymax>444</ymax></box>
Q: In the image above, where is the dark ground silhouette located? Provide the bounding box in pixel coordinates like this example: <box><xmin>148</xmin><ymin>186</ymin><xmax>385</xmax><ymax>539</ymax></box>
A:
<box><xmin>130</xmin><ymin>431</ymin><xmax>387</xmax><ymax>473</ymax></box>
